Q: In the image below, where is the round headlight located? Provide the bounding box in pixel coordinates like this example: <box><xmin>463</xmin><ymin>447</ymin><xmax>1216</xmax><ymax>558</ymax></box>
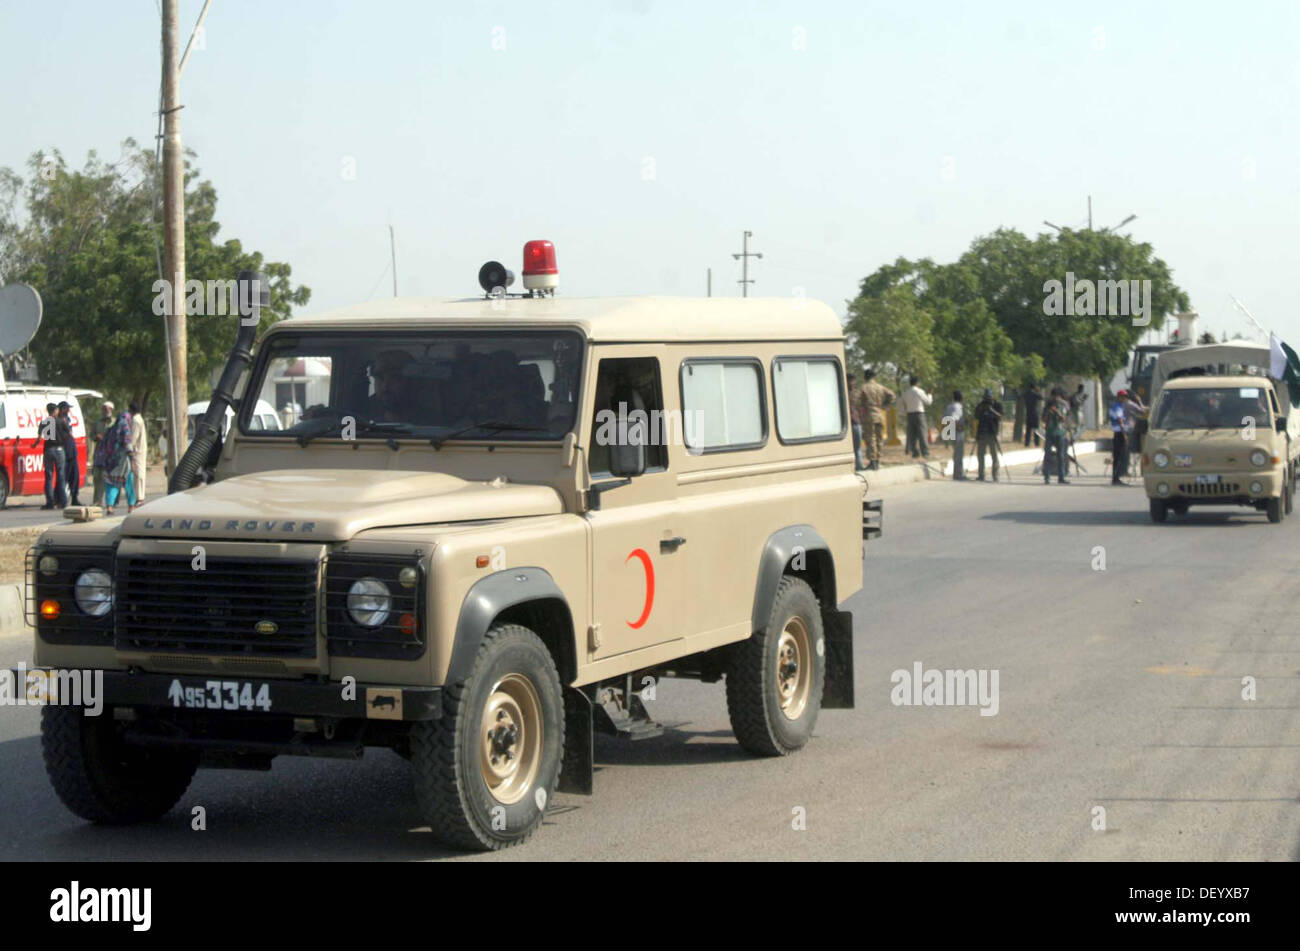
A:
<box><xmin>1156</xmin><ymin>482</ymin><xmax>1171</xmax><ymax>497</ymax></box>
<box><xmin>1250</xmin><ymin>449</ymin><xmax>1268</xmax><ymax>467</ymax></box>
<box><xmin>1153</xmin><ymin>451</ymin><xmax>1170</xmax><ymax>469</ymax></box>
<box><xmin>73</xmin><ymin>568</ymin><xmax>113</xmax><ymax>617</ymax></box>
<box><xmin>1250</xmin><ymin>481</ymin><xmax>1264</xmax><ymax>495</ymax></box>
<box><xmin>347</xmin><ymin>577</ymin><xmax>391</xmax><ymax>627</ymax></box>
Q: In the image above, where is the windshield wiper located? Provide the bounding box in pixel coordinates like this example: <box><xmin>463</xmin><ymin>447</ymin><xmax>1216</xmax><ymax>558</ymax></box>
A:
<box><xmin>430</xmin><ymin>420</ymin><xmax>547</xmax><ymax>450</ymax></box>
<box><xmin>294</xmin><ymin>417</ymin><xmax>413</xmax><ymax>447</ymax></box>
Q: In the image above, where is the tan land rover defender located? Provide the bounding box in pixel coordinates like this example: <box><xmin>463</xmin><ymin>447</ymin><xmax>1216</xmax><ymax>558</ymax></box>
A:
<box><xmin>1143</xmin><ymin>342</ymin><xmax>1300</xmax><ymax>524</ymax></box>
<box><xmin>25</xmin><ymin>255</ymin><xmax>873</xmax><ymax>850</ymax></box>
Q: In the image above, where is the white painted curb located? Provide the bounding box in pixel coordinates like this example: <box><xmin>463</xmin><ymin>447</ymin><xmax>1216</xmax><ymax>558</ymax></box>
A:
<box><xmin>866</xmin><ymin>443</ymin><xmax>1101</xmax><ymax>489</ymax></box>
<box><xmin>0</xmin><ymin>583</ymin><xmax>28</xmax><ymax>639</ymax></box>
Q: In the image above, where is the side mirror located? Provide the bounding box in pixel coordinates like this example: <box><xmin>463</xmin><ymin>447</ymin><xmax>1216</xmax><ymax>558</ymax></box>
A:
<box><xmin>609</xmin><ymin>439</ymin><xmax>646</xmax><ymax>478</ymax></box>
<box><xmin>1276</xmin><ymin>416</ymin><xmax>1287</xmax><ymax>433</ymax></box>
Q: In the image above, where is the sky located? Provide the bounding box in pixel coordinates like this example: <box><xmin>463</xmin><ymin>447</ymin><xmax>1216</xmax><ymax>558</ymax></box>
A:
<box><xmin>2</xmin><ymin>0</ymin><xmax>1298</xmax><ymax>347</ymax></box>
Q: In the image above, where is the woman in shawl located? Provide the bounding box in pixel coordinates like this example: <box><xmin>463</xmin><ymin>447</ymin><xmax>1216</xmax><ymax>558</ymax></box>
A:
<box><xmin>102</xmin><ymin>410</ymin><xmax>136</xmax><ymax>515</ymax></box>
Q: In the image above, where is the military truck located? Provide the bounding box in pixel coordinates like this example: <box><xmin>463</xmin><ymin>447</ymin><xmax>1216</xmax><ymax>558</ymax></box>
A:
<box><xmin>1142</xmin><ymin>342</ymin><xmax>1300</xmax><ymax>524</ymax></box>
<box><xmin>24</xmin><ymin>251</ymin><xmax>872</xmax><ymax>850</ymax></box>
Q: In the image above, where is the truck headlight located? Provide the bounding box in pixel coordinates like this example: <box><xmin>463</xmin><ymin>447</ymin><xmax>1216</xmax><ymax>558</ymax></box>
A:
<box><xmin>73</xmin><ymin>568</ymin><xmax>114</xmax><ymax>617</ymax></box>
<box><xmin>347</xmin><ymin>577</ymin><xmax>391</xmax><ymax>627</ymax></box>
<box><xmin>1250</xmin><ymin>449</ymin><xmax>1268</xmax><ymax>467</ymax></box>
<box><xmin>1156</xmin><ymin>482</ymin><xmax>1170</xmax><ymax>496</ymax></box>
<box><xmin>1153</xmin><ymin>451</ymin><xmax>1170</xmax><ymax>468</ymax></box>
<box><xmin>1250</xmin><ymin>481</ymin><xmax>1264</xmax><ymax>494</ymax></box>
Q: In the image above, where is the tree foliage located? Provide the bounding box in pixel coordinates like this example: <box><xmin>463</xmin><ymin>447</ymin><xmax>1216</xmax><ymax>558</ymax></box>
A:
<box><xmin>846</xmin><ymin>227</ymin><xmax>1188</xmax><ymax>400</ymax></box>
<box><xmin>0</xmin><ymin>141</ymin><xmax>310</xmax><ymax>413</ymax></box>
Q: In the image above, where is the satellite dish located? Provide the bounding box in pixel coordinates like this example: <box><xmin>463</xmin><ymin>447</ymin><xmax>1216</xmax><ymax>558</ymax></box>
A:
<box><xmin>0</xmin><ymin>283</ymin><xmax>42</xmax><ymax>356</ymax></box>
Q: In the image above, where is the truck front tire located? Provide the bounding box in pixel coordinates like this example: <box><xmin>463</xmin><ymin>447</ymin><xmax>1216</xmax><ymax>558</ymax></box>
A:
<box><xmin>726</xmin><ymin>575</ymin><xmax>826</xmax><ymax>756</ymax></box>
<box><xmin>41</xmin><ymin>705</ymin><xmax>198</xmax><ymax>824</ymax></box>
<box><xmin>1267</xmin><ymin>494</ymin><xmax>1284</xmax><ymax>523</ymax></box>
<box><xmin>411</xmin><ymin>623</ymin><xmax>564</xmax><ymax>850</ymax></box>
<box><xmin>1149</xmin><ymin>499</ymin><xmax>1168</xmax><ymax>523</ymax></box>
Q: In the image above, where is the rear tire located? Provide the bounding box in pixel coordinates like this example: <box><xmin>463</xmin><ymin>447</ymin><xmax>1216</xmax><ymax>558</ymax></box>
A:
<box><xmin>410</xmin><ymin>624</ymin><xmax>564</xmax><ymax>851</ymax></box>
<box><xmin>1149</xmin><ymin>499</ymin><xmax>1168</xmax><ymax>523</ymax></box>
<box><xmin>726</xmin><ymin>576</ymin><xmax>826</xmax><ymax>756</ymax></box>
<box><xmin>0</xmin><ymin>469</ymin><xmax>8</xmax><ymax>508</ymax></box>
<box><xmin>41</xmin><ymin>705</ymin><xmax>197</xmax><ymax>824</ymax></box>
<box><xmin>1285</xmin><ymin>465</ymin><xmax>1295</xmax><ymax>515</ymax></box>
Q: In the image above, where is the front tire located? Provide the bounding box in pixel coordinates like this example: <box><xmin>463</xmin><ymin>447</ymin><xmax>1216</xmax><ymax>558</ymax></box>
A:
<box><xmin>1149</xmin><ymin>499</ymin><xmax>1168</xmax><ymax>523</ymax></box>
<box><xmin>1267</xmin><ymin>494</ymin><xmax>1284</xmax><ymax>523</ymax></box>
<box><xmin>41</xmin><ymin>705</ymin><xmax>198</xmax><ymax>824</ymax></box>
<box><xmin>726</xmin><ymin>576</ymin><xmax>826</xmax><ymax>756</ymax></box>
<box><xmin>411</xmin><ymin>624</ymin><xmax>564</xmax><ymax>850</ymax></box>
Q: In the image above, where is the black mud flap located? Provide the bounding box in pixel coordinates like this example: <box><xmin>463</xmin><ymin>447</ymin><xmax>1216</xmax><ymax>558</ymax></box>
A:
<box><xmin>822</xmin><ymin>609</ymin><xmax>855</xmax><ymax>709</ymax></box>
<box><xmin>557</xmin><ymin>686</ymin><xmax>593</xmax><ymax>795</ymax></box>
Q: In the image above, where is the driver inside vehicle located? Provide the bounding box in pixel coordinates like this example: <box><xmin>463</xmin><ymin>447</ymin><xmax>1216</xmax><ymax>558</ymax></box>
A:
<box><xmin>367</xmin><ymin>349</ymin><xmax>415</xmax><ymax>422</ymax></box>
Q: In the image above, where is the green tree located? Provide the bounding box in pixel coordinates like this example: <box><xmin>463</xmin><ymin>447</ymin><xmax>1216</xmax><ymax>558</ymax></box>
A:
<box><xmin>958</xmin><ymin>227</ymin><xmax>1187</xmax><ymax>379</ymax></box>
<box><xmin>0</xmin><ymin>140</ymin><xmax>310</xmax><ymax>414</ymax></box>
<box><xmin>845</xmin><ymin>282</ymin><xmax>936</xmax><ymax>391</ymax></box>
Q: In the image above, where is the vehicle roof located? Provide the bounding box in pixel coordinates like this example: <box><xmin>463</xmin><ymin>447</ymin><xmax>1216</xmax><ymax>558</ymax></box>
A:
<box><xmin>274</xmin><ymin>296</ymin><xmax>845</xmax><ymax>343</ymax></box>
<box><xmin>1161</xmin><ymin>374</ymin><xmax>1272</xmax><ymax>389</ymax></box>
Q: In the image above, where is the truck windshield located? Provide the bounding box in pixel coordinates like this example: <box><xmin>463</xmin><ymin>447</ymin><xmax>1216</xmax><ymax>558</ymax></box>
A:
<box><xmin>1153</xmin><ymin>386</ymin><xmax>1271</xmax><ymax>430</ymax></box>
<box><xmin>239</xmin><ymin>329</ymin><xmax>584</xmax><ymax>441</ymax></box>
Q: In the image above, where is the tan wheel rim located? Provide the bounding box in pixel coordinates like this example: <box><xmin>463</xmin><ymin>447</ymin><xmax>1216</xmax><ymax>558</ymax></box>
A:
<box><xmin>480</xmin><ymin>673</ymin><xmax>543</xmax><ymax>805</ymax></box>
<box><xmin>776</xmin><ymin>616</ymin><xmax>813</xmax><ymax>721</ymax></box>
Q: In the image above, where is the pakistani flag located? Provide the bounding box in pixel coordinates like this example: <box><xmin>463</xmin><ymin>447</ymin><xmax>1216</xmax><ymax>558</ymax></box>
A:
<box><xmin>1269</xmin><ymin>333</ymin><xmax>1300</xmax><ymax>405</ymax></box>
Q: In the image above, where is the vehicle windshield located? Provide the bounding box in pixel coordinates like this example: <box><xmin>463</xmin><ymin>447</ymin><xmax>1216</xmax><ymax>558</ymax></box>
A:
<box><xmin>1153</xmin><ymin>386</ymin><xmax>1271</xmax><ymax>430</ymax></box>
<box><xmin>239</xmin><ymin>330</ymin><xmax>584</xmax><ymax>440</ymax></box>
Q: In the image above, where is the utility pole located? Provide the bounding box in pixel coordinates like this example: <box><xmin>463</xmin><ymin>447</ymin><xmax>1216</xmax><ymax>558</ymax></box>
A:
<box><xmin>732</xmin><ymin>230</ymin><xmax>762</xmax><ymax>297</ymax></box>
<box><xmin>162</xmin><ymin>0</ymin><xmax>187</xmax><ymax>472</ymax></box>
<box><xmin>389</xmin><ymin>225</ymin><xmax>397</xmax><ymax>296</ymax></box>
<box><xmin>1087</xmin><ymin>194</ymin><xmax>1092</xmax><ymax>231</ymax></box>
<box><xmin>706</xmin><ymin>268</ymin><xmax>712</xmax><ymax>297</ymax></box>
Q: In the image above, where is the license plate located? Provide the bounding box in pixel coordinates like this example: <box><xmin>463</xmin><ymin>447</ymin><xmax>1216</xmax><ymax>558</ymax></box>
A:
<box><xmin>167</xmin><ymin>679</ymin><xmax>272</xmax><ymax>712</ymax></box>
<box><xmin>1195</xmin><ymin>474</ymin><xmax>1220</xmax><ymax>485</ymax></box>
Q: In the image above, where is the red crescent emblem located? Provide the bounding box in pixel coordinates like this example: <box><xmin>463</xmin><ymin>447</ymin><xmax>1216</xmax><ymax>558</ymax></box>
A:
<box><xmin>625</xmin><ymin>548</ymin><xmax>655</xmax><ymax>629</ymax></box>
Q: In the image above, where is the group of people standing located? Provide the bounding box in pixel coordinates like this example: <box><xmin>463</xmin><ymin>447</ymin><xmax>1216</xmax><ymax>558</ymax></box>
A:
<box><xmin>40</xmin><ymin>400</ymin><xmax>146</xmax><ymax>514</ymax></box>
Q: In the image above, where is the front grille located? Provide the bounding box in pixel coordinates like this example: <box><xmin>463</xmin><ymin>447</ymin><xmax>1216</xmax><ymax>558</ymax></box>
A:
<box><xmin>115</xmin><ymin>556</ymin><xmax>319</xmax><ymax>658</ymax></box>
<box><xmin>1177</xmin><ymin>481</ymin><xmax>1242</xmax><ymax>497</ymax></box>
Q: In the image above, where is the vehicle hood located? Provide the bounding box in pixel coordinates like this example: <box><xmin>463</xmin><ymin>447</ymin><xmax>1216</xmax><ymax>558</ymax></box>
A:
<box><xmin>121</xmin><ymin>469</ymin><xmax>564</xmax><ymax>541</ymax></box>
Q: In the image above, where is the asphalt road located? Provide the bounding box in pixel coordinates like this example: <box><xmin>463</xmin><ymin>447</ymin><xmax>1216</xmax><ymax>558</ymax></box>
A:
<box><xmin>2</xmin><ymin>458</ymin><xmax>1297</xmax><ymax>861</ymax></box>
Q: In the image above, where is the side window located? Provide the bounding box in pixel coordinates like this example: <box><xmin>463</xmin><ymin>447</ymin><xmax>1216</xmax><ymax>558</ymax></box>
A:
<box><xmin>588</xmin><ymin>357</ymin><xmax>668</xmax><ymax>474</ymax></box>
<box><xmin>0</xmin><ymin>400</ymin><xmax>6</xmax><ymax>430</ymax></box>
<box><xmin>680</xmin><ymin>358</ymin><xmax>766</xmax><ymax>452</ymax></box>
<box><xmin>772</xmin><ymin>356</ymin><xmax>845</xmax><ymax>443</ymax></box>
<box><xmin>1269</xmin><ymin>389</ymin><xmax>1281</xmax><ymax>416</ymax></box>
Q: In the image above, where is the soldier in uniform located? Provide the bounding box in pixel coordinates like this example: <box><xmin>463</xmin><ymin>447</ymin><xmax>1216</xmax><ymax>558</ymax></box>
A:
<box><xmin>853</xmin><ymin>367</ymin><xmax>895</xmax><ymax>471</ymax></box>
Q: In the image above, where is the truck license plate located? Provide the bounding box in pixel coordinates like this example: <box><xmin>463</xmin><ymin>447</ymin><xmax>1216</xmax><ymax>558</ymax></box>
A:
<box><xmin>168</xmin><ymin>679</ymin><xmax>272</xmax><ymax>712</ymax></box>
<box><xmin>1195</xmin><ymin>475</ymin><xmax>1220</xmax><ymax>485</ymax></box>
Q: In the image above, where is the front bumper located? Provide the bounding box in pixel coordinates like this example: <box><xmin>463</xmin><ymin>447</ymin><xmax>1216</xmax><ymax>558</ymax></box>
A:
<box><xmin>12</xmin><ymin>668</ymin><xmax>442</xmax><ymax>721</ymax></box>
<box><xmin>1144</xmin><ymin>470</ymin><xmax>1282</xmax><ymax>503</ymax></box>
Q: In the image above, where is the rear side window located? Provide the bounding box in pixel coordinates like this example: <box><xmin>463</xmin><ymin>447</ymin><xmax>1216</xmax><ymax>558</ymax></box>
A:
<box><xmin>772</xmin><ymin>356</ymin><xmax>845</xmax><ymax>443</ymax></box>
<box><xmin>680</xmin><ymin>358</ymin><xmax>766</xmax><ymax>452</ymax></box>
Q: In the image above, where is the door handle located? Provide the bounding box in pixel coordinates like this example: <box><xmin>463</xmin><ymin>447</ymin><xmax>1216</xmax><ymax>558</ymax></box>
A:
<box><xmin>660</xmin><ymin>536</ymin><xmax>686</xmax><ymax>554</ymax></box>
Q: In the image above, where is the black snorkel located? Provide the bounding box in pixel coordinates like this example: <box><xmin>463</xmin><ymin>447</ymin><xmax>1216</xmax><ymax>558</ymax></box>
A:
<box><xmin>168</xmin><ymin>269</ymin><xmax>267</xmax><ymax>493</ymax></box>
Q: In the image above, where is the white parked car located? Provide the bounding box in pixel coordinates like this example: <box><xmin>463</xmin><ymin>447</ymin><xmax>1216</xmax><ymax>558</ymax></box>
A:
<box><xmin>186</xmin><ymin>399</ymin><xmax>282</xmax><ymax>440</ymax></box>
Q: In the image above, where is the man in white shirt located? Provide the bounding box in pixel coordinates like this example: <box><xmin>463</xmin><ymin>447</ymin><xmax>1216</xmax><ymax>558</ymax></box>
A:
<box><xmin>899</xmin><ymin>375</ymin><xmax>933</xmax><ymax>458</ymax></box>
